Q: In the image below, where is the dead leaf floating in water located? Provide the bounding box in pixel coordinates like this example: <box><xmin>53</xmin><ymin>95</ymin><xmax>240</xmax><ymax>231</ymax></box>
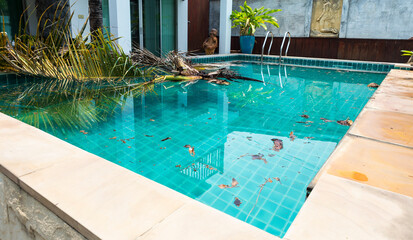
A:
<box><xmin>144</xmin><ymin>135</ymin><xmax>154</xmax><ymax>137</ymax></box>
<box><xmin>274</xmin><ymin>177</ymin><xmax>282</xmax><ymax>184</ymax></box>
<box><xmin>367</xmin><ymin>82</ymin><xmax>379</xmax><ymax>88</ymax></box>
<box><xmin>271</xmin><ymin>138</ymin><xmax>283</xmax><ymax>151</ymax></box>
<box><xmin>218</xmin><ymin>184</ymin><xmax>229</xmax><ymax>189</ymax></box>
<box><xmin>337</xmin><ymin>119</ymin><xmax>353</xmax><ymax>126</ymax></box>
<box><xmin>251</xmin><ymin>153</ymin><xmax>268</xmax><ymax>164</ymax></box>
<box><xmin>161</xmin><ymin>137</ymin><xmax>171</xmax><ymax>141</ymax></box>
<box><xmin>231</xmin><ymin>178</ymin><xmax>239</xmax><ymax>187</ymax></box>
<box><xmin>301</xmin><ymin>114</ymin><xmax>309</xmax><ymax>119</ymax></box>
<box><xmin>218</xmin><ymin>178</ymin><xmax>239</xmax><ymax>189</ymax></box>
<box><xmin>80</xmin><ymin>130</ymin><xmax>88</xmax><ymax>135</ymax></box>
<box><xmin>149</xmin><ymin>119</ymin><xmax>155</xmax><ymax>122</ymax></box>
<box><xmin>234</xmin><ymin>197</ymin><xmax>242</xmax><ymax>207</ymax></box>
<box><xmin>109</xmin><ymin>137</ymin><xmax>117</xmax><ymax>140</ymax></box>
<box><xmin>184</xmin><ymin>145</ymin><xmax>196</xmax><ymax>156</ymax></box>
<box><xmin>320</xmin><ymin>118</ymin><xmax>334</xmax><ymax>123</ymax></box>
<box><xmin>289</xmin><ymin>131</ymin><xmax>296</xmax><ymax>141</ymax></box>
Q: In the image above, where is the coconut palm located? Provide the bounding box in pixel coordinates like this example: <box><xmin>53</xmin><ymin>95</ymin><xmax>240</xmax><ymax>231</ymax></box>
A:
<box><xmin>88</xmin><ymin>0</ymin><xmax>103</xmax><ymax>36</ymax></box>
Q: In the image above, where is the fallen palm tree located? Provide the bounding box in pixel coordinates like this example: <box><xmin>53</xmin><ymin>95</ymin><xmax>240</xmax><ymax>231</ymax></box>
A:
<box><xmin>131</xmin><ymin>48</ymin><xmax>262</xmax><ymax>85</ymax></box>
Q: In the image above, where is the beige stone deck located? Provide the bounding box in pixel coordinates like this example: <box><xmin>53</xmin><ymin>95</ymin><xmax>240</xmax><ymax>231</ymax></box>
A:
<box><xmin>285</xmin><ymin>69</ymin><xmax>413</xmax><ymax>240</ymax></box>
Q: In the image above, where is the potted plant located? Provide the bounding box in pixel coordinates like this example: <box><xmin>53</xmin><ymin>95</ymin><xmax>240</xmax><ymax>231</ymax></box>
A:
<box><xmin>230</xmin><ymin>1</ymin><xmax>281</xmax><ymax>54</ymax></box>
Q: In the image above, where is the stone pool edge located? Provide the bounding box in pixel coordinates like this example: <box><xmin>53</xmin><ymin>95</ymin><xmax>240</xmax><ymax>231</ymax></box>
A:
<box><xmin>284</xmin><ymin>69</ymin><xmax>413</xmax><ymax>239</ymax></box>
<box><xmin>0</xmin><ymin>114</ymin><xmax>279</xmax><ymax>239</ymax></box>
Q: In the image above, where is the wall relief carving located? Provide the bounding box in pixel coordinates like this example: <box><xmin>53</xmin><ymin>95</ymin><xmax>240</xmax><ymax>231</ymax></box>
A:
<box><xmin>310</xmin><ymin>0</ymin><xmax>343</xmax><ymax>38</ymax></box>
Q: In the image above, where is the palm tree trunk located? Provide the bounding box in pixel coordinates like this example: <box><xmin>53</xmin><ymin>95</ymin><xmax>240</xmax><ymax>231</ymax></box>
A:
<box><xmin>88</xmin><ymin>0</ymin><xmax>103</xmax><ymax>35</ymax></box>
<box><xmin>35</xmin><ymin>0</ymin><xmax>70</xmax><ymax>38</ymax></box>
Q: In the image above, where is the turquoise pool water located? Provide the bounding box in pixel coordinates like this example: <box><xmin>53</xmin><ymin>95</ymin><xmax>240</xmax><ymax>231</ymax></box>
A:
<box><xmin>0</xmin><ymin>63</ymin><xmax>385</xmax><ymax>237</ymax></box>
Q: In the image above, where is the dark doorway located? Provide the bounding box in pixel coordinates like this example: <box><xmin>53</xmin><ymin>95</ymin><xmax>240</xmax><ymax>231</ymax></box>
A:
<box><xmin>188</xmin><ymin>0</ymin><xmax>210</xmax><ymax>52</ymax></box>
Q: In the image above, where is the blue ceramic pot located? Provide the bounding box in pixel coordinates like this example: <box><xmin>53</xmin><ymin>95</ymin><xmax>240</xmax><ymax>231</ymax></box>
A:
<box><xmin>240</xmin><ymin>35</ymin><xmax>255</xmax><ymax>54</ymax></box>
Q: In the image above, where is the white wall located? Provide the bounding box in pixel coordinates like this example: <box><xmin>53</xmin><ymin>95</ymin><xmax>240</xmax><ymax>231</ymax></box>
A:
<box><xmin>69</xmin><ymin>0</ymin><xmax>90</xmax><ymax>38</ymax></box>
<box><xmin>109</xmin><ymin>0</ymin><xmax>132</xmax><ymax>53</ymax></box>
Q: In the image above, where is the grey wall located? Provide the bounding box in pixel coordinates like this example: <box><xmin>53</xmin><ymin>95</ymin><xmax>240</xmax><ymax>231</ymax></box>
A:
<box><xmin>210</xmin><ymin>0</ymin><xmax>312</xmax><ymax>38</ymax></box>
<box><xmin>210</xmin><ymin>0</ymin><xmax>413</xmax><ymax>39</ymax></box>
<box><xmin>340</xmin><ymin>0</ymin><xmax>413</xmax><ymax>39</ymax></box>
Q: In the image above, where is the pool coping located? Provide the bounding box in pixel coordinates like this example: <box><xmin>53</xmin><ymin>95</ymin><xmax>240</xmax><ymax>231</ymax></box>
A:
<box><xmin>186</xmin><ymin>53</ymin><xmax>413</xmax><ymax>73</ymax></box>
<box><xmin>1</xmin><ymin>61</ymin><xmax>412</xmax><ymax>239</ymax></box>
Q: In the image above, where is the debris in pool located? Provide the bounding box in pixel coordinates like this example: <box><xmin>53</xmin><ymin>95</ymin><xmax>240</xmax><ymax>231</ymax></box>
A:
<box><xmin>184</xmin><ymin>145</ymin><xmax>196</xmax><ymax>156</ymax></box>
<box><xmin>337</xmin><ymin>119</ymin><xmax>353</xmax><ymax>126</ymax></box>
<box><xmin>296</xmin><ymin>121</ymin><xmax>312</xmax><ymax>124</ymax></box>
<box><xmin>251</xmin><ymin>153</ymin><xmax>267</xmax><ymax>164</ymax></box>
<box><xmin>301</xmin><ymin>114</ymin><xmax>309</xmax><ymax>119</ymax></box>
<box><xmin>80</xmin><ymin>130</ymin><xmax>88</xmax><ymax>134</ymax></box>
<box><xmin>289</xmin><ymin>131</ymin><xmax>296</xmax><ymax>141</ymax></box>
<box><xmin>246</xmin><ymin>178</ymin><xmax>273</xmax><ymax>221</ymax></box>
<box><xmin>367</xmin><ymin>82</ymin><xmax>379</xmax><ymax>88</ymax></box>
<box><xmin>304</xmin><ymin>136</ymin><xmax>314</xmax><ymax>140</ymax></box>
<box><xmin>218</xmin><ymin>178</ymin><xmax>239</xmax><ymax>189</ymax></box>
<box><xmin>149</xmin><ymin>119</ymin><xmax>155</xmax><ymax>121</ymax></box>
<box><xmin>175</xmin><ymin>164</ymin><xmax>181</xmax><ymax>168</ymax></box>
<box><xmin>274</xmin><ymin>177</ymin><xmax>282</xmax><ymax>184</ymax></box>
<box><xmin>113</xmin><ymin>129</ymin><xmax>116</xmax><ymax>131</ymax></box>
<box><xmin>144</xmin><ymin>135</ymin><xmax>154</xmax><ymax>137</ymax></box>
<box><xmin>234</xmin><ymin>197</ymin><xmax>242</xmax><ymax>207</ymax></box>
<box><xmin>247</xmin><ymin>136</ymin><xmax>252</xmax><ymax>141</ymax></box>
<box><xmin>206</xmin><ymin>165</ymin><xmax>216</xmax><ymax>170</ymax></box>
<box><xmin>320</xmin><ymin>117</ymin><xmax>334</xmax><ymax>122</ymax></box>
<box><xmin>208</xmin><ymin>79</ymin><xmax>230</xmax><ymax>85</ymax></box>
<box><xmin>208</xmin><ymin>117</ymin><xmax>212</xmax><ymax>119</ymax></box>
<box><xmin>121</xmin><ymin>139</ymin><xmax>126</xmax><ymax>144</ymax></box>
<box><xmin>127</xmin><ymin>146</ymin><xmax>131</xmax><ymax>148</ymax></box>
<box><xmin>271</xmin><ymin>139</ymin><xmax>283</xmax><ymax>151</ymax></box>
<box><xmin>161</xmin><ymin>137</ymin><xmax>171</xmax><ymax>141</ymax></box>
<box><xmin>109</xmin><ymin>137</ymin><xmax>117</xmax><ymax>140</ymax></box>
<box><xmin>268</xmin><ymin>154</ymin><xmax>275</xmax><ymax>157</ymax></box>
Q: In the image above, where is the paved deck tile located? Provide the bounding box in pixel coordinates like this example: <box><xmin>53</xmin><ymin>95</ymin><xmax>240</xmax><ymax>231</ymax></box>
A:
<box><xmin>349</xmin><ymin>108</ymin><xmax>413</xmax><ymax>148</ymax></box>
<box><xmin>138</xmin><ymin>201</ymin><xmax>279</xmax><ymax>240</ymax></box>
<box><xmin>285</xmin><ymin>174</ymin><xmax>413</xmax><ymax>240</ymax></box>
<box><xmin>323</xmin><ymin>135</ymin><xmax>413</xmax><ymax>197</ymax></box>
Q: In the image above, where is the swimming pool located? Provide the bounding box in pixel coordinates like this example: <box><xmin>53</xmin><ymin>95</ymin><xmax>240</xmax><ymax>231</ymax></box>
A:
<box><xmin>0</xmin><ymin>62</ymin><xmax>385</xmax><ymax>237</ymax></box>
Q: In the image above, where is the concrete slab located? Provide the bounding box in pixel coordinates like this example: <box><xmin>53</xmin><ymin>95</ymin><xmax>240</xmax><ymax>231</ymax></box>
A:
<box><xmin>350</xmin><ymin>108</ymin><xmax>413</xmax><ymax>148</ymax></box>
<box><xmin>138</xmin><ymin>201</ymin><xmax>280</xmax><ymax>240</ymax></box>
<box><xmin>285</xmin><ymin>174</ymin><xmax>413</xmax><ymax>240</ymax></box>
<box><xmin>324</xmin><ymin>135</ymin><xmax>413</xmax><ymax>197</ymax></box>
<box><xmin>366</xmin><ymin>93</ymin><xmax>413</xmax><ymax>115</ymax></box>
